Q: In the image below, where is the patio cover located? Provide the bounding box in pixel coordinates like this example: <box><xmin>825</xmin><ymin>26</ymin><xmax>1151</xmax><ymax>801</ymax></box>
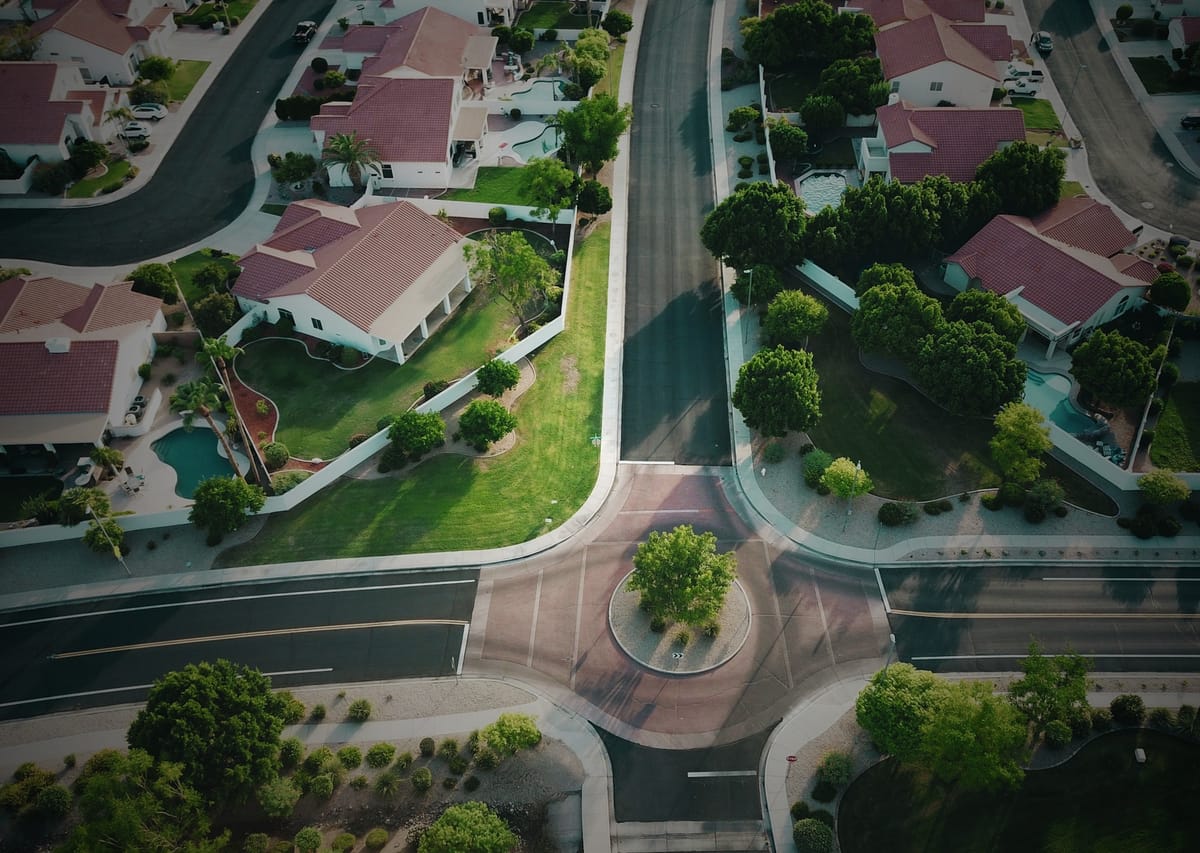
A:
<box><xmin>453</xmin><ymin>103</ymin><xmax>489</xmax><ymax>142</ymax></box>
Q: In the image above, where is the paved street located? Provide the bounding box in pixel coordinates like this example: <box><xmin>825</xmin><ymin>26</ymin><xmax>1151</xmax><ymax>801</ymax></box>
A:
<box><xmin>621</xmin><ymin>0</ymin><xmax>732</xmax><ymax>465</ymax></box>
<box><xmin>0</xmin><ymin>0</ymin><xmax>335</xmax><ymax>264</ymax></box>
<box><xmin>0</xmin><ymin>570</ymin><xmax>477</xmax><ymax>720</ymax></box>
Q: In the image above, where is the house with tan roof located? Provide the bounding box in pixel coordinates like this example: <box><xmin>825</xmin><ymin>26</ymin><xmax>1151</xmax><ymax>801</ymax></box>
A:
<box><xmin>0</xmin><ymin>276</ymin><xmax>165</xmax><ymax>449</ymax></box>
<box><xmin>0</xmin><ymin>62</ymin><xmax>123</xmax><ymax>171</ymax></box>
<box><xmin>858</xmin><ymin>96</ymin><xmax>1024</xmax><ymax>182</ymax></box>
<box><xmin>232</xmin><ymin>199</ymin><xmax>473</xmax><ymax>364</ymax></box>
<box><xmin>31</xmin><ymin>0</ymin><xmax>175</xmax><ymax>86</ymax></box>
<box><xmin>943</xmin><ymin>198</ymin><xmax>1153</xmax><ymax>357</ymax></box>
<box><xmin>874</xmin><ymin>12</ymin><xmax>1007</xmax><ymax>106</ymax></box>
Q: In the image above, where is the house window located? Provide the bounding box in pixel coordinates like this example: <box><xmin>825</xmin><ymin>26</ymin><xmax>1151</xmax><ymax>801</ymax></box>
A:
<box><xmin>478</xmin><ymin>11</ymin><xmax>486</xmax><ymax>24</ymax></box>
<box><xmin>929</xmin><ymin>82</ymin><xmax>944</xmax><ymax>92</ymax></box>
<box><xmin>890</xmin><ymin>80</ymin><xmax>900</xmax><ymax>93</ymax></box>
<box><xmin>380</xmin><ymin>164</ymin><xmax>394</xmax><ymax>179</ymax></box>
<box><xmin>311</xmin><ymin>318</ymin><xmax>324</xmax><ymax>331</ymax></box>
<box><xmin>377</xmin><ymin>337</ymin><xmax>387</xmax><ymax>346</ymax></box>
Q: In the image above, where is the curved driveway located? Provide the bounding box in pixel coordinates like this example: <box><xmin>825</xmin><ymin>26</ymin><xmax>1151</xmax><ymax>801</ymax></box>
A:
<box><xmin>0</xmin><ymin>0</ymin><xmax>333</xmax><ymax>265</ymax></box>
<box><xmin>1029</xmin><ymin>0</ymin><xmax>1200</xmax><ymax>234</ymax></box>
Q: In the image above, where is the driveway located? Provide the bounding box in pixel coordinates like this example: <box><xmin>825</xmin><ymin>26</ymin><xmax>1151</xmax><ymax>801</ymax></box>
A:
<box><xmin>1028</xmin><ymin>0</ymin><xmax>1200</xmax><ymax>235</ymax></box>
<box><xmin>621</xmin><ymin>0</ymin><xmax>732</xmax><ymax>464</ymax></box>
<box><xmin>0</xmin><ymin>0</ymin><xmax>334</xmax><ymax>266</ymax></box>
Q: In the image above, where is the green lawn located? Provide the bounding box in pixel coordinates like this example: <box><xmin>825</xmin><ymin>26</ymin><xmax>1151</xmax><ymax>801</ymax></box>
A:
<box><xmin>1150</xmin><ymin>382</ymin><xmax>1200</xmax><ymax>471</ymax></box>
<box><xmin>810</xmin><ymin>137</ymin><xmax>857</xmax><ymax>168</ymax></box>
<box><xmin>0</xmin><ymin>476</ymin><xmax>62</xmax><ymax>522</ymax></box>
<box><xmin>175</xmin><ymin>0</ymin><xmax>255</xmax><ymax>25</ymax></box>
<box><xmin>1010</xmin><ymin>96</ymin><xmax>1061</xmax><ymax>130</ymax></box>
<box><xmin>839</xmin><ymin>730</ymin><xmax>1200</xmax><ymax>853</ymax></box>
<box><xmin>215</xmin><ymin>223</ymin><xmax>610</xmax><ymax>564</ymax></box>
<box><xmin>1129</xmin><ymin>55</ymin><xmax>1200</xmax><ymax>94</ymax></box>
<box><xmin>516</xmin><ymin>1</ymin><xmax>596</xmax><ymax>29</ymax></box>
<box><xmin>236</xmin><ymin>292</ymin><xmax>514</xmax><ymax>459</ymax></box>
<box><xmin>67</xmin><ymin>158</ymin><xmax>132</xmax><ymax>198</ymax></box>
<box><xmin>166</xmin><ymin>60</ymin><xmax>209</xmax><ymax>103</ymax></box>
<box><xmin>593</xmin><ymin>41</ymin><xmax>625</xmax><ymax>97</ymax></box>
<box><xmin>766</xmin><ymin>70</ymin><xmax>817</xmax><ymax>112</ymax></box>
<box><xmin>443</xmin><ymin>167</ymin><xmax>536</xmax><ymax>205</ymax></box>
<box><xmin>1060</xmin><ymin>179</ymin><xmax>1085</xmax><ymax>199</ymax></box>
<box><xmin>168</xmin><ymin>248</ymin><xmax>241</xmax><ymax>307</ymax></box>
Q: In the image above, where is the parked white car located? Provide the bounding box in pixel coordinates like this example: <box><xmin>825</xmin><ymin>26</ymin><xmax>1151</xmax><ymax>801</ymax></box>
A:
<box><xmin>119</xmin><ymin>121</ymin><xmax>153</xmax><ymax>140</ymax></box>
<box><xmin>1004</xmin><ymin>64</ymin><xmax>1045</xmax><ymax>84</ymax></box>
<box><xmin>130</xmin><ymin>103</ymin><xmax>167</xmax><ymax>121</ymax></box>
<box><xmin>1008</xmin><ymin>78</ymin><xmax>1043</xmax><ymax>96</ymax></box>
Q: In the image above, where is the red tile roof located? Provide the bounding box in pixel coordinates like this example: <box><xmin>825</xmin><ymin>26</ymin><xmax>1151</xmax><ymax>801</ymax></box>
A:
<box><xmin>65</xmin><ymin>88</ymin><xmax>108</xmax><ymax>129</ymax></box>
<box><xmin>950</xmin><ymin>23</ymin><xmax>1014</xmax><ymax>61</ymax></box>
<box><xmin>845</xmin><ymin>0</ymin><xmax>985</xmax><ymax>26</ymax></box>
<box><xmin>0</xmin><ymin>63</ymin><xmax>88</xmax><ymax>145</ymax></box>
<box><xmin>0</xmin><ymin>339</ymin><xmax>117</xmax><ymax>415</ymax></box>
<box><xmin>311</xmin><ymin>76</ymin><xmax>454</xmax><ymax>163</ymax></box>
<box><xmin>0</xmin><ymin>276</ymin><xmax>90</xmax><ymax>333</ymax></box>
<box><xmin>234</xmin><ymin>200</ymin><xmax>466</xmax><ymax>333</ymax></box>
<box><xmin>875</xmin><ymin>13</ymin><xmax>1001</xmax><ymax>81</ymax></box>
<box><xmin>947</xmin><ymin>214</ymin><xmax>1147</xmax><ymax>325</ymax></box>
<box><xmin>877</xmin><ymin>99</ymin><xmax>1025</xmax><ymax>182</ymax></box>
<box><xmin>1109</xmin><ymin>254</ymin><xmax>1158</xmax><ymax>283</ymax></box>
<box><xmin>32</xmin><ymin>0</ymin><xmax>138</xmax><ymax>55</ymax></box>
<box><xmin>1029</xmin><ymin>196</ymin><xmax>1137</xmax><ymax>258</ymax></box>
<box><xmin>347</xmin><ymin>5</ymin><xmax>495</xmax><ymax>78</ymax></box>
<box><xmin>61</xmin><ymin>282</ymin><xmax>161</xmax><ymax>332</ymax></box>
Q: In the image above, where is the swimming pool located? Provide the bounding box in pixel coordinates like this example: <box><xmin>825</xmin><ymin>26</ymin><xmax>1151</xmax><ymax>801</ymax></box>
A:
<box><xmin>512</xmin><ymin>125</ymin><xmax>561</xmax><ymax>161</ymax></box>
<box><xmin>798</xmin><ymin>172</ymin><xmax>847</xmax><ymax>213</ymax></box>
<box><xmin>509</xmin><ymin>79</ymin><xmax>566</xmax><ymax>103</ymax></box>
<box><xmin>1024</xmin><ymin>369</ymin><xmax>1096</xmax><ymax>434</ymax></box>
<box><xmin>151</xmin><ymin>426</ymin><xmax>235</xmax><ymax>498</ymax></box>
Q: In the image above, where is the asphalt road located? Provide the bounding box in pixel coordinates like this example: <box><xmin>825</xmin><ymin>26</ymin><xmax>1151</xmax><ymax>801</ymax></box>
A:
<box><xmin>1028</xmin><ymin>0</ymin><xmax>1200</xmax><ymax>235</ymax></box>
<box><xmin>881</xmin><ymin>565</ymin><xmax>1200</xmax><ymax>673</ymax></box>
<box><xmin>0</xmin><ymin>570</ymin><xmax>477</xmax><ymax>720</ymax></box>
<box><xmin>0</xmin><ymin>0</ymin><xmax>335</xmax><ymax>265</ymax></box>
<box><xmin>621</xmin><ymin>0</ymin><xmax>732</xmax><ymax>465</ymax></box>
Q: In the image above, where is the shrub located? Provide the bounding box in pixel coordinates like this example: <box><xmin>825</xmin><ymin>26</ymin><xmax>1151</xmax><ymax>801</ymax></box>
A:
<box><xmin>280</xmin><ymin>737</ymin><xmax>304</xmax><ymax>769</ymax></box>
<box><xmin>999</xmin><ymin>481</ymin><xmax>1026</xmax><ymax>507</ymax></box>
<box><xmin>374</xmin><ymin>770</ymin><xmax>401</xmax><ymax>797</ymax></box>
<box><xmin>420</xmin><ymin>737</ymin><xmax>436</xmax><ymax>757</ymax></box>
<box><xmin>449</xmin><ymin>754</ymin><xmax>468</xmax><ymax>775</ymax></box>
<box><xmin>803</xmin><ymin>449</ymin><xmax>833</xmax><ymax>488</ymax></box>
<box><xmin>488</xmin><ymin>206</ymin><xmax>508</xmax><ymax>226</ymax></box>
<box><xmin>1044</xmin><ymin>718</ymin><xmax>1072</xmax><ymax>748</ymax></box>
<box><xmin>464</xmin><ymin>774</ymin><xmax>481</xmax><ymax>791</ymax></box>
<box><xmin>981</xmin><ymin>492</ymin><xmax>1004</xmax><ymax>511</ymax></box>
<box><xmin>811</xmin><ymin>779</ymin><xmax>837</xmax><ymax>802</ymax></box>
<box><xmin>577</xmin><ymin>179</ymin><xmax>613</xmax><ymax>215</ymax></box>
<box><xmin>243</xmin><ymin>833</ymin><xmax>270</xmax><ymax>853</ymax></box>
<box><xmin>793</xmin><ymin>817</ymin><xmax>834</xmax><ymax>853</ymax></box>
<box><xmin>1068</xmin><ymin>708</ymin><xmax>1092</xmax><ymax>739</ymax></box>
<box><xmin>365</xmin><ymin>828</ymin><xmax>388</xmax><ymax>850</ymax></box>
<box><xmin>476</xmin><ymin>358</ymin><xmax>521</xmax><ymax>396</ymax></box>
<box><xmin>474</xmin><ymin>748</ymin><xmax>499</xmax><ymax>770</ymax></box>
<box><xmin>309</xmin><ymin>773</ymin><xmax>335</xmax><ymax>799</ymax></box>
<box><xmin>324</xmin><ymin>70</ymin><xmax>346</xmax><ymax>88</ymax></box>
<box><xmin>395</xmin><ymin>750</ymin><xmax>413</xmax><ymax>769</ymax></box>
<box><xmin>790</xmin><ymin>800</ymin><xmax>810</xmax><ymax>820</ymax></box>
<box><xmin>262</xmin><ymin>441</ymin><xmax>289</xmax><ymax>471</ymax></box>
<box><xmin>442</xmin><ymin>776</ymin><xmax>458</xmax><ymax>789</ymax></box>
<box><xmin>675</xmin><ymin>628</ymin><xmax>691</xmax><ymax>647</ymax></box>
<box><xmin>1158</xmin><ymin>516</ymin><xmax>1182</xmax><ymax>537</ymax></box>
<box><xmin>34</xmin><ymin>784</ymin><xmax>72</xmax><ymax>818</ymax></box>
<box><xmin>350</xmin><ymin>774</ymin><xmax>368</xmax><ymax>790</ymax></box>
<box><xmin>331</xmin><ymin>833</ymin><xmax>355</xmax><ymax>853</ymax></box>
<box><xmin>32</xmin><ymin>160</ymin><xmax>72</xmax><ymax>195</ymax></box>
<box><xmin>138</xmin><ymin>362</ymin><xmax>152</xmax><ymax>380</ymax></box>
<box><xmin>310</xmin><ymin>56</ymin><xmax>328</xmax><ymax>74</ymax></box>
<box><xmin>411</xmin><ymin>766</ymin><xmax>433</xmax><ymax>793</ymax></box>
<box><xmin>816</xmin><ymin>751</ymin><xmax>853</xmax><ymax>788</ymax></box>
<box><xmin>704</xmin><ymin>621</ymin><xmax>720</xmax><ymax>638</ymax></box>
<box><xmin>1160</xmin><ymin>362</ymin><xmax>1180</xmax><ymax>385</ymax></box>
<box><xmin>438</xmin><ymin>738</ymin><xmax>459</xmax><ymax>759</ymax></box>
<box><xmin>1149</xmin><ymin>397</ymin><xmax>1164</xmax><ymax>416</ymax></box>
<box><xmin>650</xmin><ymin>615</ymin><xmax>666</xmax><ymax>633</ymax></box>
<box><xmin>337</xmin><ymin>746</ymin><xmax>362</xmax><ymax>769</ymax></box>
<box><xmin>294</xmin><ymin>827</ymin><xmax>321</xmax><ymax>853</ymax></box>
<box><xmin>879</xmin><ymin>501</ymin><xmax>918</xmax><ymax>526</ymax></box>
<box><xmin>509</xmin><ymin>107</ymin><xmax>522</xmax><ymax>121</ymax></box>
<box><xmin>1175</xmin><ymin>704</ymin><xmax>1197</xmax><ymax>736</ymax></box>
<box><xmin>1091</xmin><ymin>706</ymin><xmax>1113</xmax><ymax>731</ymax></box>
<box><xmin>366</xmin><ymin>742</ymin><xmax>396</xmax><ymax>768</ymax></box>
<box><xmin>1149</xmin><ymin>707</ymin><xmax>1174</xmax><ymax>729</ymax></box>
<box><xmin>1111</xmin><ymin>693</ymin><xmax>1146</xmax><ymax>725</ymax></box>
<box><xmin>310</xmin><ymin>703</ymin><xmax>326</xmax><ymax>721</ymax></box>
<box><xmin>63</xmin><ymin>754</ymin><xmax>76</xmax><ymax>769</ymax></box>
<box><xmin>347</xmin><ymin>698</ymin><xmax>371</xmax><ymax>721</ymax></box>
<box><xmin>738</xmin><ymin>154</ymin><xmax>755</xmax><ymax>168</ymax></box>
<box><xmin>808</xmin><ymin>809</ymin><xmax>835</xmax><ymax>828</ymax></box>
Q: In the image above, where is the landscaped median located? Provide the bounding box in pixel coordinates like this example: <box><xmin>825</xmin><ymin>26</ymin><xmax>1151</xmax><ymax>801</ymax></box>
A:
<box><xmin>213</xmin><ymin>223</ymin><xmax>610</xmax><ymax>564</ymax></box>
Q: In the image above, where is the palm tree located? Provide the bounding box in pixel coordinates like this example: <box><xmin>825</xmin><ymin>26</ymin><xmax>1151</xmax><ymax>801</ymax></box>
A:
<box><xmin>198</xmin><ymin>336</ymin><xmax>261</xmax><ymax>484</ymax></box>
<box><xmin>89</xmin><ymin>445</ymin><xmax>124</xmax><ymax>482</ymax></box>
<box><xmin>170</xmin><ymin>378</ymin><xmax>243</xmax><ymax>479</ymax></box>
<box><xmin>320</xmin><ymin>132</ymin><xmax>381</xmax><ymax>192</ymax></box>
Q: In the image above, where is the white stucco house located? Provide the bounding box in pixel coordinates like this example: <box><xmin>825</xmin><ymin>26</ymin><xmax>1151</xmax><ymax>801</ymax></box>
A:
<box><xmin>0</xmin><ymin>62</ymin><xmax>125</xmax><ymax>166</ymax></box>
<box><xmin>0</xmin><ymin>276</ymin><xmax>165</xmax><ymax>449</ymax></box>
<box><xmin>943</xmin><ymin>198</ymin><xmax>1156</xmax><ymax>357</ymax></box>
<box><xmin>875</xmin><ymin>13</ymin><xmax>1005</xmax><ymax>107</ymax></box>
<box><xmin>31</xmin><ymin>0</ymin><xmax>175</xmax><ymax>86</ymax></box>
<box><xmin>232</xmin><ymin>199</ymin><xmax>473</xmax><ymax>364</ymax></box>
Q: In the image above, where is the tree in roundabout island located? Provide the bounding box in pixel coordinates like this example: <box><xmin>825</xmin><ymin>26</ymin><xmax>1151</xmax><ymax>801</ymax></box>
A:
<box><xmin>627</xmin><ymin>525</ymin><xmax>737</xmax><ymax>629</ymax></box>
<box><xmin>127</xmin><ymin>659</ymin><xmax>294</xmax><ymax>806</ymax></box>
<box><xmin>700</xmin><ymin>181</ymin><xmax>808</xmax><ymax>271</ymax></box>
<box><xmin>821</xmin><ymin>457</ymin><xmax>873</xmax><ymax>502</ymax></box>
<box><xmin>732</xmin><ymin>346</ymin><xmax>822</xmax><ymax>437</ymax></box>
<box><xmin>419</xmin><ymin>801</ymin><xmax>516</xmax><ymax>853</ymax></box>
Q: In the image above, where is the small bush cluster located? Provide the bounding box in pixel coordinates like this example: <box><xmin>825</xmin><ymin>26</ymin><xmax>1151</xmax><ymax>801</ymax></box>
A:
<box><xmin>365</xmin><ymin>742</ymin><xmax>395</xmax><ymax>768</ymax></box>
<box><xmin>411</xmin><ymin>767</ymin><xmax>433</xmax><ymax>793</ymax></box>
<box><xmin>1111</xmin><ymin>693</ymin><xmax>1146</xmax><ymax>726</ymax></box>
<box><xmin>922</xmin><ymin>498</ymin><xmax>953</xmax><ymax>516</ymax></box>
<box><xmin>816</xmin><ymin>751</ymin><xmax>853</xmax><ymax>788</ymax></box>
<box><xmin>878</xmin><ymin>501</ymin><xmax>918</xmax><ymax>526</ymax></box>
<box><xmin>793</xmin><ymin>817</ymin><xmax>834</xmax><ymax>853</ymax></box>
<box><xmin>347</xmin><ymin>698</ymin><xmax>372</xmax><ymax>722</ymax></box>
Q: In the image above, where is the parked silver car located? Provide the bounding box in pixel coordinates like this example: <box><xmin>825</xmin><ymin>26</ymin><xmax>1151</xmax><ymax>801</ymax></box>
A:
<box><xmin>119</xmin><ymin>121</ymin><xmax>153</xmax><ymax>140</ymax></box>
<box><xmin>130</xmin><ymin>103</ymin><xmax>167</xmax><ymax>120</ymax></box>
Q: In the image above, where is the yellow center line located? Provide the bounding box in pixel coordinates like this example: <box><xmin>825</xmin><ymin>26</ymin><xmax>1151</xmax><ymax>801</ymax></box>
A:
<box><xmin>889</xmin><ymin>609</ymin><xmax>1200</xmax><ymax>620</ymax></box>
<box><xmin>50</xmin><ymin>619</ymin><xmax>470</xmax><ymax>660</ymax></box>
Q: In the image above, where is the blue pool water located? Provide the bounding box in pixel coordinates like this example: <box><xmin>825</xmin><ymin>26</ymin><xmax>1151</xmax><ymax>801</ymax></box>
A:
<box><xmin>512</xmin><ymin>125</ymin><xmax>561</xmax><ymax>161</ymax></box>
<box><xmin>152</xmin><ymin>426</ymin><xmax>234</xmax><ymax>498</ymax></box>
<box><xmin>798</xmin><ymin>173</ymin><xmax>847</xmax><ymax>213</ymax></box>
<box><xmin>1024</xmin><ymin>369</ymin><xmax>1096</xmax><ymax>434</ymax></box>
<box><xmin>509</xmin><ymin>79</ymin><xmax>566</xmax><ymax>102</ymax></box>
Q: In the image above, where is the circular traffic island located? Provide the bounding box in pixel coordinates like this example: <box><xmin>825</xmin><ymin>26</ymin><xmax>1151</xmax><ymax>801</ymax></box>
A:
<box><xmin>608</xmin><ymin>570</ymin><xmax>752</xmax><ymax>676</ymax></box>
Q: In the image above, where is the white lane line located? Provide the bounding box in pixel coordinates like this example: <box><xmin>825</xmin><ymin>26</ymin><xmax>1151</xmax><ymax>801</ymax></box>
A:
<box><xmin>912</xmin><ymin>653</ymin><xmax>1200</xmax><ymax>661</ymax></box>
<box><xmin>891</xmin><ymin>609</ymin><xmax>1200</xmax><ymax>620</ymax></box>
<box><xmin>810</xmin><ymin>566</ymin><xmax>836</xmax><ymax>667</ymax></box>
<box><xmin>49</xmin><ymin>620</ymin><xmax>469</xmax><ymax>660</ymax></box>
<box><xmin>570</xmin><ymin>552</ymin><xmax>587</xmax><ymax>691</ymax></box>
<box><xmin>686</xmin><ymin>770</ymin><xmax>757</xmax><ymax>778</ymax></box>
<box><xmin>1</xmin><ymin>579</ymin><xmax>475</xmax><ymax>629</ymax></box>
<box><xmin>526</xmin><ymin>569</ymin><xmax>543</xmax><ymax>669</ymax></box>
<box><xmin>0</xmin><ymin>668</ymin><xmax>334</xmax><ymax>709</ymax></box>
<box><xmin>874</xmin><ymin>566</ymin><xmax>891</xmax><ymax>614</ymax></box>
<box><xmin>1042</xmin><ymin>577</ymin><xmax>1200</xmax><ymax>582</ymax></box>
<box><xmin>456</xmin><ymin>624</ymin><xmax>469</xmax><ymax>676</ymax></box>
<box><xmin>619</xmin><ymin>509</ymin><xmax>704</xmax><ymax>514</ymax></box>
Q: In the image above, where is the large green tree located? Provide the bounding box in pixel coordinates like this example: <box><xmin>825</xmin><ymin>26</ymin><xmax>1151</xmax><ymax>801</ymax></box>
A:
<box><xmin>853</xmin><ymin>262</ymin><xmax>916</xmax><ymax>296</ymax></box>
<box><xmin>127</xmin><ymin>660</ymin><xmax>292</xmax><ymax>805</ymax></box>
<box><xmin>850</xmin><ymin>277</ymin><xmax>943</xmax><ymax>364</ymax></box>
<box><xmin>975</xmin><ymin>141</ymin><xmax>1066</xmax><ymax>217</ymax></box>
<box><xmin>701</xmin><ymin>181</ymin><xmax>808</xmax><ymax>270</ymax></box>
<box><xmin>1147</xmin><ymin>271</ymin><xmax>1191</xmax><ymax>312</ymax></box>
<box><xmin>562</xmin><ymin>27</ymin><xmax>609</xmax><ymax>90</ymax></box>
<box><xmin>763</xmin><ymin>289</ymin><xmax>828</xmax><ymax>348</ymax></box>
<box><xmin>1070</xmin><ymin>330</ymin><xmax>1156</xmax><ymax>409</ymax></box>
<box><xmin>480</xmin><ymin>712</ymin><xmax>543</xmax><ymax>756</ymax></box>
<box><xmin>556</xmin><ymin>93</ymin><xmax>631</xmax><ymax>174</ymax></box>
<box><xmin>419</xmin><ymin>801</ymin><xmax>516</xmax><ymax>853</ymax></box>
<box><xmin>458</xmin><ymin>399</ymin><xmax>518</xmax><ymax>451</ymax></box>
<box><xmin>946</xmin><ymin>288</ymin><xmax>1025</xmax><ymax>345</ymax></box>
<box><xmin>767</xmin><ymin>118</ymin><xmax>808</xmax><ymax>164</ymax></box>
<box><xmin>732</xmin><ymin>345</ymin><xmax>822</xmax><ymax>437</ymax></box>
<box><xmin>627</xmin><ymin>525</ymin><xmax>737</xmax><ymax>626</ymax></box>
<box><xmin>189</xmin><ymin>476</ymin><xmax>265</xmax><ymax>543</ymax></box>
<box><xmin>815</xmin><ymin>56</ymin><xmax>889</xmax><ymax>116</ymax></box>
<box><xmin>520</xmin><ymin>156</ymin><xmax>577</xmax><ymax>239</ymax></box>
<box><xmin>1008</xmin><ymin>641</ymin><xmax>1092</xmax><ymax>738</ymax></box>
<box><xmin>464</xmin><ymin>230</ymin><xmax>561</xmax><ymax>333</ymax></box>
<box><xmin>128</xmin><ymin>262</ymin><xmax>178</xmax><ymax>302</ymax></box>
<box><xmin>192</xmin><ymin>291</ymin><xmax>235</xmax><ymax>337</ymax></box>
<box><xmin>741</xmin><ymin>0</ymin><xmax>834</xmax><ymax>67</ymax></box>
<box><xmin>855</xmin><ymin>663</ymin><xmax>946</xmax><ymax>762</ymax></box>
<box><xmin>137</xmin><ymin>55</ymin><xmax>176</xmax><ymax>82</ymax></box>
<box><xmin>918</xmin><ymin>680</ymin><xmax>1027</xmax><ymax>791</ymax></box>
<box><xmin>798</xmin><ymin>94</ymin><xmax>845</xmax><ymax>144</ymax></box>
<box><xmin>320</xmin><ymin>131</ymin><xmax>381</xmax><ymax>191</ymax></box>
<box><xmin>914</xmin><ymin>320</ymin><xmax>1026</xmax><ymax>416</ymax></box>
<box><xmin>990</xmin><ymin>401</ymin><xmax>1052</xmax><ymax>485</ymax></box>
<box><xmin>388</xmin><ymin>411</ymin><xmax>446</xmax><ymax>461</ymax></box>
<box><xmin>475</xmin><ymin>358</ymin><xmax>521</xmax><ymax>396</ymax></box>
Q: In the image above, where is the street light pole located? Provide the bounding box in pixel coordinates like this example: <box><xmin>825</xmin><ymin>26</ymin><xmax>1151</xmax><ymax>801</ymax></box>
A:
<box><xmin>741</xmin><ymin>267</ymin><xmax>754</xmax><ymax>349</ymax></box>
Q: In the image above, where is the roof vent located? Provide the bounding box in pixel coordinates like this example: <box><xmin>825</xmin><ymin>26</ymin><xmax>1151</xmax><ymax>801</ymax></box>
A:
<box><xmin>45</xmin><ymin>338</ymin><xmax>71</xmax><ymax>354</ymax></box>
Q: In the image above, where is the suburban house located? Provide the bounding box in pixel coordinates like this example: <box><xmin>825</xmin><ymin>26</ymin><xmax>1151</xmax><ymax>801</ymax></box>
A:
<box><xmin>31</xmin><ymin>0</ymin><xmax>176</xmax><ymax>86</ymax></box>
<box><xmin>373</xmin><ymin>0</ymin><xmax>532</xmax><ymax>26</ymax></box>
<box><xmin>840</xmin><ymin>0</ymin><xmax>985</xmax><ymax>26</ymax></box>
<box><xmin>874</xmin><ymin>12</ymin><xmax>1008</xmax><ymax>107</ymax></box>
<box><xmin>0</xmin><ymin>276</ymin><xmax>165</xmax><ymax>450</ymax></box>
<box><xmin>1167</xmin><ymin>15</ymin><xmax>1200</xmax><ymax>51</ymax></box>
<box><xmin>0</xmin><ymin>62</ymin><xmax>122</xmax><ymax>167</ymax></box>
<box><xmin>858</xmin><ymin>96</ymin><xmax>1025</xmax><ymax>182</ymax></box>
<box><xmin>231</xmin><ymin>199</ymin><xmax>473</xmax><ymax>364</ymax></box>
<box><xmin>943</xmin><ymin>197</ymin><xmax>1156</xmax><ymax>357</ymax></box>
